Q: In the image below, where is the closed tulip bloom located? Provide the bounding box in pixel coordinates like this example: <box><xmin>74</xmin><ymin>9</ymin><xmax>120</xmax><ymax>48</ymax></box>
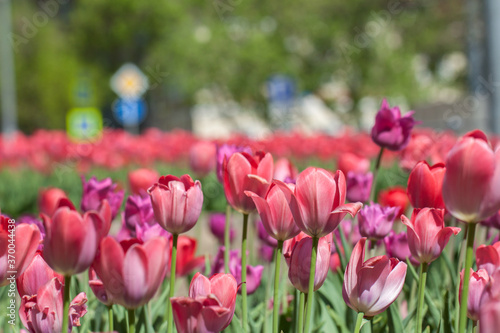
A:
<box><xmin>38</xmin><ymin>188</ymin><xmax>68</xmax><ymax>217</ymax></box>
<box><xmin>479</xmin><ymin>268</ymin><xmax>500</xmax><ymax>333</ymax></box>
<box><xmin>346</xmin><ymin>171</ymin><xmax>373</xmax><ymax>203</ymax></box>
<box><xmin>171</xmin><ymin>272</ymin><xmax>238</xmax><ymax>333</ymax></box>
<box><xmin>371</xmin><ymin>99</ymin><xmax>417</xmax><ymax>151</ymax></box>
<box><xmin>407</xmin><ymin>161</ymin><xmax>446</xmax><ymax>209</ymax></box>
<box><xmin>383</xmin><ymin>230</ymin><xmax>419</xmax><ymax>266</ymax></box>
<box><xmin>476</xmin><ymin>242</ymin><xmax>500</xmax><ymax>276</ymax></box>
<box><xmin>123</xmin><ymin>194</ymin><xmax>156</xmax><ymax>233</ymax></box>
<box><xmin>189</xmin><ymin>141</ymin><xmax>216</xmax><ymax>177</ymax></box>
<box><xmin>223</xmin><ymin>151</ymin><xmax>274</xmax><ymax>214</ymax></box>
<box><xmin>459</xmin><ymin>268</ymin><xmax>489</xmax><ymax>321</ymax></box>
<box><xmin>88</xmin><ymin>267</ymin><xmax>113</xmax><ymax>306</ymax></box>
<box><xmin>172</xmin><ymin>236</ymin><xmax>205</xmax><ymax>277</ymax></box>
<box><xmin>277</xmin><ymin>167</ymin><xmax>363</xmax><ymax>238</ymax></box>
<box><xmin>442</xmin><ymin>130</ymin><xmax>500</xmax><ymax>223</ymax></box>
<box><xmin>42</xmin><ymin>206</ymin><xmax>102</xmax><ymax>276</ymax></box>
<box><xmin>343</xmin><ymin>238</ymin><xmax>407</xmax><ymax>317</ymax></box>
<box><xmin>93</xmin><ymin>236</ymin><xmax>169</xmax><ymax>309</ymax></box>
<box><xmin>358</xmin><ymin>203</ymin><xmax>398</xmax><ymax>241</ymax></box>
<box><xmin>17</xmin><ymin>252</ymin><xmax>63</xmax><ymax>298</ymax></box>
<box><xmin>378</xmin><ymin>186</ymin><xmax>409</xmax><ymax>217</ymax></box>
<box><xmin>128</xmin><ymin>168</ymin><xmax>159</xmax><ymax>195</ymax></box>
<box><xmin>288</xmin><ymin>236</ymin><xmax>331</xmax><ymax>293</ymax></box>
<box><xmin>148</xmin><ymin>174</ymin><xmax>203</xmax><ymax>234</ymax></box>
<box><xmin>246</xmin><ymin>181</ymin><xmax>300</xmax><ymax>242</ymax></box>
<box><xmin>216</xmin><ymin>144</ymin><xmax>252</xmax><ymax>183</ymax></box>
<box><xmin>401</xmin><ymin>208</ymin><xmax>461</xmax><ymax>264</ymax></box>
<box><xmin>81</xmin><ymin>176</ymin><xmax>124</xmax><ymax>220</ymax></box>
<box><xmin>208</xmin><ymin>213</ymin><xmax>235</xmax><ymax>244</ymax></box>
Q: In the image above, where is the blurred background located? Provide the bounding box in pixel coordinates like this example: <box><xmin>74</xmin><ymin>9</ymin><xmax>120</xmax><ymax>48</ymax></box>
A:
<box><xmin>1</xmin><ymin>0</ymin><xmax>499</xmax><ymax>137</ymax></box>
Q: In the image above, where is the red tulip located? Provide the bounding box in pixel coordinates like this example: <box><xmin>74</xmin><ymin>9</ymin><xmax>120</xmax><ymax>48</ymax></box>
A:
<box><xmin>172</xmin><ymin>236</ymin><xmax>205</xmax><ymax>277</ymax></box>
<box><xmin>189</xmin><ymin>141</ymin><xmax>216</xmax><ymax>177</ymax></box>
<box><xmin>287</xmin><ymin>235</ymin><xmax>331</xmax><ymax>293</ymax></box>
<box><xmin>41</xmin><ymin>205</ymin><xmax>102</xmax><ymax>276</ymax></box>
<box><xmin>337</xmin><ymin>152</ymin><xmax>370</xmax><ymax>175</ymax></box>
<box><xmin>245</xmin><ymin>181</ymin><xmax>300</xmax><ymax>242</ymax></box>
<box><xmin>343</xmin><ymin>238</ymin><xmax>407</xmax><ymax>317</ymax></box>
<box><xmin>378</xmin><ymin>186</ymin><xmax>409</xmax><ymax>217</ymax></box>
<box><xmin>148</xmin><ymin>175</ymin><xmax>203</xmax><ymax>234</ymax></box>
<box><xmin>442</xmin><ymin>130</ymin><xmax>500</xmax><ymax>223</ymax></box>
<box><xmin>171</xmin><ymin>272</ymin><xmax>238</xmax><ymax>333</ymax></box>
<box><xmin>17</xmin><ymin>252</ymin><xmax>63</xmax><ymax>298</ymax></box>
<box><xmin>128</xmin><ymin>168</ymin><xmax>159</xmax><ymax>195</ymax></box>
<box><xmin>38</xmin><ymin>188</ymin><xmax>68</xmax><ymax>217</ymax></box>
<box><xmin>92</xmin><ymin>236</ymin><xmax>169</xmax><ymax>309</ymax></box>
<box><xmin>459</xmin><ymin>268</ymin><xmax>489</xmax><ymax>321</ymax></box>
<box><xmin>476</xmin><ymin>242</ymin><xmax>500</xmax><ymax>276</ymax></box>
<box><xmin>223</xmin><ymin>151</ymin><xmax>274</xmax><ymax>214</ymax></box>
<box><xmin>277</xmin><ymin>167</ymin><xmax>362</xmax><ymax>238</ymax></box>
<box><xmin>407</xmin><ymin>161</ymin><xmax>446</xmax><ymax>209</ymax></box>
<box><xmin>401</xmin><ymin>208</ymin><xmax>461</xmax><ymax>264</ymax></box>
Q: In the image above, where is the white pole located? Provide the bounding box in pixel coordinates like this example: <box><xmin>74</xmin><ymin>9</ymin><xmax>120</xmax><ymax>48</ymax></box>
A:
<box><xmin>485</xmin><ymin>0</ymin><xmax>500</xmax><ymax>133</ymax></box>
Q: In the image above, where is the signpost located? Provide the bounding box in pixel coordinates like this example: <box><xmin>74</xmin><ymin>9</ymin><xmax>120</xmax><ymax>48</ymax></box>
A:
<box><xmin>267</xmin><ymin>75</ymin><xmax>295</xmax><ymax>130</ymax></box>
<box><xmin>66</xmin><ymin>107</ymin><xmax>103</xmax><ymax>141</ymax></box>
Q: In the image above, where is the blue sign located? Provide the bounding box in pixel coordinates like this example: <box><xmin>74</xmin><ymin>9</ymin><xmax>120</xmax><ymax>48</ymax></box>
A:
<box><xmin>112</xmin><ymin>98</ymin><xmax>148</xmax><ymax>127</ymax></box>
<box><xmin>267</xmin><ymin>75</ymin><xmax>295</xmax><ymax>104</ymax></box>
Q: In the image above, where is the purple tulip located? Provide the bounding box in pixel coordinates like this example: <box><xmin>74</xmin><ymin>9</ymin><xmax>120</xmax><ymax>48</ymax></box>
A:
<box><xmin>215</xmin><ymin>144</ymin><xmax>252</xmax><ymax>183</ymax></box>
<box><xmin>210</xmin><ymin>246</ymin><xmax>264</xmax><ymax>294</ymax></box>
<box><xmin>257</xmin><ymin>220</ymin><xmax>278</xmax><ymax>247</ymax></box>
<box><xmin>358</xmin><ymin>203</ymin><xmax>398</xmax><ymax>241</ymax></box>
<box><xmin>371</xmin><ymin>99</ymin><xmax>417</xmax><ymax>151</ymax></box>
<box><xmin>81</xmin><ymin>176</ymin><xmax>124</xmax><ymax>219</ymax></box>
<box><xmin>123</xmin><ymin>194</ymin><xmax>155</xmax><ymax>232</ymax></box>
<box><xmin>384</xmin><ymin>230</ymin><xmax>419</xmax><ymax>265</ymax></box>
<box><xmin>208</xmin><ymin>213</ymin><xmax>235</xmax><ymax>244</ymax></box>
<box><xmin>346</xmin><ymin>171</ymin><xmax>373</xmax><ymax>203</ymax></box>
<box><xmin>259</xmin><ymin>244</ymin><xmax>275</xmax><ymax>263</ymax></box>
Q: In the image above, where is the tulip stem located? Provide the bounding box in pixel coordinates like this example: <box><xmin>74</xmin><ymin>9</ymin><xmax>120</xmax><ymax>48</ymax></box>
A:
<box><xmin>298</xmin><ymin>292</ymin><xmax>305</xmax><ymax>333</ymax></box>
<box><xmin>354</xmin><ymin>312</ymin><xmax>364</xmax><ymax>333</ymax></box>
<box><xmin>303</xmin><ymin>236</ymin><xmax>319</xmax><ymax>333</ymax></box>
<box><xmin>370</xmin><ymin>147</ymin><xmax>384</xmax><ymax>202</ymax></box>
<box><xmin>128</xmin><ymin>308</ymin><xmax>136</xmax><ymax>333</ymax></box>
<box><xmin>108</xmin><ymin>305</ymin><xmax>114</xmax><ymax>332</ymax></box>
<box><xmin>167</xmin><ymin>233</ymin><xmax>179</xmax><ymax>333</ymax></box>
<box><xmin>273</xmin><ymin>240</ymin><xmax>284</xmax><ymax>333</ymax></box>
<box><xmin>459</xmin><ymin>223</ymin><xmax>476</xmax><ymax>333</ymax></box>
<box><xmin>224</xmin><ymin>204</ymin><xmax>231</xmax><ymax>274</ymax></box>
<box><xmin>61</xmin><ymin>275</ymin><xmax>71</xmax><ymax>333</ymax></box>
<box><xmin>241</xmin><ymin>213</ymin><xmax>249</xmax><ymax>333</ymax></box>
<box><xmin>416</xmin><ymin>262</ymin><xmax>428</xmax><ymax>333</ymax></box>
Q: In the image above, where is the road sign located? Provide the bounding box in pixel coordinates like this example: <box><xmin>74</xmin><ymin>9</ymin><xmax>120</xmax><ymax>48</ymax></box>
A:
<box><xmin>267</xmin><ymin>75</ymin><xmax>295</xmax><ymax>104</ymax></box>
<box><xmin>66</xmin><ymin>107</ymin><xmax>102</xmax><ymax>141</ymax></box>
<box><xmin>110</xmin><ymin>63</ymin><xmax>149</xmax><ymax>99</ymax></box>
<box><xmin>112</xmin><ymin>98</ymin><xmax>148</xmax><ymax>127</ymax></box>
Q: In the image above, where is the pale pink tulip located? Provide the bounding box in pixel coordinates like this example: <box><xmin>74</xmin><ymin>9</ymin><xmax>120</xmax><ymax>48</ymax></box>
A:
<box><xmin>459</xmin><ymin>268</ymin><xmax>489</xmax><ymax>321</ymax></box>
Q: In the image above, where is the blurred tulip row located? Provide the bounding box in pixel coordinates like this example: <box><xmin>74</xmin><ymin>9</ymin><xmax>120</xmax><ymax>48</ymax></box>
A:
<box><xmin>1</xmin><ymin>100</ymin><xmax>500</xmax><ymax>333</ymax></box>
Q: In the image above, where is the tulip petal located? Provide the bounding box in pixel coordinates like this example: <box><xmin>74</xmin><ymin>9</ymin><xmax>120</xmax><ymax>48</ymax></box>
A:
<box><xmin>123</xmin><ymin>244</ymin><xmax>149</xmax><ymax>308</ymax></box>
<box><xmin>369</xmin><ymin>260</ymin><xmax>407</xmax><ymax>315</ymax></box>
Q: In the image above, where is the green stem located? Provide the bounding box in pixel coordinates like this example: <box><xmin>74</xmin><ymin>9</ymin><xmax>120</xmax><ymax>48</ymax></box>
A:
<box><xmin>61</xmin><ymin>275</ymin><xmax>71</xmax><ymax>333</ymax></box>
<box><xmin>241</xmin><ymin>213</ymin><xmax>249</xmax><ymax>333</ymax></box>
<box><xmin>369</xmin><ymin>147</ymin><xmax>384</xmax><ymax>202</ymax></box>
<box><xmin>416</xmin><ymin>262</ymin><xmax>428</xmax><ymax>333</ymax></box>
<box><xmin>108</xmin><ymin>305</ymin><xmax>114</xmax><ymax>332</ymax></box>
<box><xmin>354</xmin><ymin>312</ymin><xmax>364</xmax><ymax>333</ymax></box>
<box><xmin>298</xmin><ymin>292</ymin><xmax>305</xmax><ymax>333</ymax></box>
<box><xmin>273</xmin><ymin>241</ymin><xmax>284</xmax><ymax>333</ymax></box>
<box><xmin>459</xmin><ymin>223</ymin><xmax>477</xmax><ymax>333</ymax></box>
<box><xmin>224</xmin><ymin>204</ymin><xmax>231</xmax><ymax>274</ymax></box>
<box><xmin>167</xmin><ymin>233</ymin><xmax>179</xmax><ymax>333</ymax></box>
<box><xmin>473</xmin><ymin>320</ymin><xmax>478</xmax><ymax>333</ymax></box>
<box><xmin>303</xmin><ymin>236</ymin><xmax>319</xmax><ymax>333</ymax></box>
<box><xmin>128</xmin><ymin>308</ymin><xmax>136</xmax><ymax>333</ymax></box>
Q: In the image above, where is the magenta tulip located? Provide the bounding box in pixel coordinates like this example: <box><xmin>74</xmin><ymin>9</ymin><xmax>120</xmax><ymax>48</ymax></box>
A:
<box><xmin>358</xmin><ymin>203</ymin><xmax>398</xmax><ymax>241</ymax></box>
<box><xmin>459</xmin><ymin>268</ymin><xmax>489</xmax><ymax>321</ymax></box>
<box><xmin>276</xmin><ymin>167</ymin><xmax>363</xmax><ymax>238</ymax></box>
<box><xmin>407</xmin><ymin>161</ymin><xmax>446</xmax><ymax>209</ymax></box>
<box><xmin>148</xmin><ymin>174</ymin><xmax>203</xmax><ymax>234</ymax></box>
<box><xmin>208</xmin><ymin>213</ymin><xmax>235</xmax><ymax>244</ymax></box>
<box><xmin>171</xmin><ymin>272</ymin><xmax>238</xmax><ymax>333</ymax></box>
<box><xmin>81</xmin><ymin>176</ymin><xmax>124</xmax><ymax>220</ymax></box>
<box><xmin>343</xmin><ymin>238</ymin><xmax>407</xmax><ymax>317</ymax></box>
<box><xmin>346</xmin><ymin>171</ymin><xmax>373</xmax><ymax>203</ymax></box>
<box><xmin>384</xmin><ymin>230</ymin><xmax>419</xmax><ymax>266</ymax></box>
<box><xmin>401</xmin><ymin>208</ymin><xmax>461</xmax><ymax>264</ymax></box>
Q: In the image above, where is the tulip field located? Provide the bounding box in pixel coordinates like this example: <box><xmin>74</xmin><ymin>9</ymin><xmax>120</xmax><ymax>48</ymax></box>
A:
<box><xmin>2</xmin><ymin>100</ymin><xmax>500</xmax><ymax>333</ymax></box>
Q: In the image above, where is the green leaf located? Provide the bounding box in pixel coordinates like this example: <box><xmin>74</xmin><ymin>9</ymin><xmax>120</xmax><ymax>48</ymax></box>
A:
<box><xmin>387</xmin><ymin>303</ymin><xmax>404</xmax><ymax>333</ymax></box>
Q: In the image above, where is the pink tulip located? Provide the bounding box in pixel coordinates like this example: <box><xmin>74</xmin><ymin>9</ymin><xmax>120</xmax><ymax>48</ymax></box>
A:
<box><xmin>17</xmin><ymin>252</ymin><xmax>63</xmax><ymax>298</ymax></box>
<box><xmin>407</xmin><ymin>161</ymin><xmax>446</xmax><ymax>209</ymax></box>
<box><xmin>148</xmin><ymin>174</ymin><xmax>203</xmax><ymax>234</ymax></box>
<box><xmin>245</xmin><ymin>181</ymin><xmax>300</xmax><ymax>242</ymax></box>
<box><xmin>223</xmin><ymin>151</ymin><xmax>274</xmax><ymax>214</ymax></box>
<box><xmin>287</xmin><ymin>236</ymin><xmax>331</xmax><ymax>293</ymax></box>
<box><xmin>38</xmin><ymin>188</ymin><xmax>68</xmax><ymax>217</ymax></box>
<box><xmin>442</xmin><ymin>130</ymin><xmax>500</xmax><ymax>223</ymax></box>
<box><xmin>215</xmin><ymin>144</ymin><xmax>252</xmax><ymax>183</ymax></box>
<box><xmin>476</xmin><ymin>242</ymin><xmax>500</xmax><ymax>276</ymax></box>
<box><xmin>171</xmin><ymin>273</ymin><xmax>238</xmax><ymax>333</ymax></box>
<box><xmin>88</xmin><ymin>267</ymin><xmax>113</xmax><ymax>306</ymax></box>
<box><xmin>479</xmin><ymin>268</ymin><xmax>500</xmax><ymax>332</ymax></box>
<box><xmin>128</xmin><ymin>168</ymin><xmax>160</xmax><ymax>195</ymax></box>
<box><xmin>92</xmin><ymin>236</ymin><xmax>169</xmax><ymax>309</ymax></box>
<box><xmin>273</xmin><ymin>158</ymin><xmax>298</xmax><ymax>182</ymax></box>
<box><xmin>343</xmin><ymin>238</ymin><xmax>407</xmax><ymax>317</ymax></box>
<box><xmin>276</xmin><ymin>167</ymin><xmax>362</xmax><ymax>238</ymax></box>
<box><xmin>401</xmin><ymin>208</ymin><xmax>461</xmax><ymax>264</ymax></box>
<box><xmin>337</xmin><ymin>152</ymin><xmax>371</xmax><ymax>175</ymax></box>
<box><xmin>189</xmin><ymin>141</ymin><xmax>216</xmax><ymax>177</ymax></box>
<box><xmin>42</xmin><ymin>205</ymin><xmax>102</xmax><ymax>276</ymax></box>
<box><xmin>346</xmin><ymin>171</ymin><xmax>373</xmax><ymax>203</ymax></box>
<box><xmin>459</xmin><ymin>268</ymin><xmax>489</xmax><ymax>321</ymax></box>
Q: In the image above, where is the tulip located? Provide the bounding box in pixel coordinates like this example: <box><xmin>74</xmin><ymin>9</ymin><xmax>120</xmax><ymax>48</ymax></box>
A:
<box><xmin>273</xmin><ymin>157</ymin><xmax>298</xmax><ymax>182</ymax></box>
<box><xmin>371</xmin><ymin>98</ymin><xmax>417</xmax><ymax>151</ymax></box>
<box><xmin>480</xmin><ymin>210</ymin><xmax>500</xmax><ymax>230</ymax></box>
<box><xmin>38</xmin><ymin>187</ymin><xmax>68</xmax><ymax>217</ymax></box>
<box><xmin>81</xmin><ymin>176</ymin><xmax>124</xmax><ymax>220</ymax></box>
<box><xmin>171</xmin><ymin>273</ymin><xmax>238</xmax><ymax>333</ymax></box>
<box><xmin>378</xmin><ymin>186</ymin><xmax>409</xmax><ymax>217</ymax></box>
<box><xmin>476</xmin><ymin>242</ymin><xmax>500</xmax><ymax>276</ymax></box>
<box><xmin>17</xmin><ymin>252</ymin><xmax>63</xmax><ymax>298</ymax></box>
<box><xmin>17</xmin><ymin>215</ymin><xmax>45</xmax><ymax>251</ymax></box>
<box><xmin>172</xmin><ymin>236</ymin><xmax>205</xmax><ymax>277</ymax></box>
<box><xmin>479</xmin><ymin>268</ymin><xmax>500</xmax><ymax>333</ymax></box>
<box><xmin>19</xmin><ymin>277</ymin><xmax>88</xmax><ymax>333</ymax></box>
<box><xmin>189</xmin><ymin>141</ymin><xmax>216</xmax><ymax>177</ymax></box>
<box><xmin>383</xmin><ymin>230</ymin><xmax>419</xmax><ymax>266</ymax></box>
<box><xmin>343</xmin><ymin>238</ymin><xmax>407</xmax><ymax>323</ymax></box>
<box><xmin>128</xmin><ymin>168</ymin><xmax>159</xmax><ymax>195</ymax></box>
<box><xmin>208</xmin><ymin>213</ymin><xmax>235</xmax><ymax>244</ymax></box>
<box><xmin>123</xmin><ymin>194</ymin><xmax>156</xmax><ymax>233</ymax></box>
<box><xmin>88</xmin><ymin>267</ymin><xmax>113</xmax><ymax>306</ymax></box>
<box><xmin>407</xmin><ymin>161</ymin><xmax>446</xmax><ymax>209</ymax></box>
<box><xmin>256</xmin><ymin>220</ymin><xmax>278</xmax><ymax>247</ymax></box>
<box><xmin>358</xmin><ymin>203</ymin><xmax>398</xmax><ymax>241</ymax></box>
<box><xmin>215</xmin><ymin>144</ymin><xmax>252</xmax><ymax>183</ymax></box>
<box><xmin>338</xmin><ymin>152</ymin><xmax>371</xmax><ymax>175</ymax></box>
<box><xmin>459</xmin><ymin>268</ymin><xmax>489</xmax><ymax>321</ymax></box>
<box><xmin>346</xmin><ymin>171</ymin><xmax>373</xmax><ymax>203</ymax></box>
